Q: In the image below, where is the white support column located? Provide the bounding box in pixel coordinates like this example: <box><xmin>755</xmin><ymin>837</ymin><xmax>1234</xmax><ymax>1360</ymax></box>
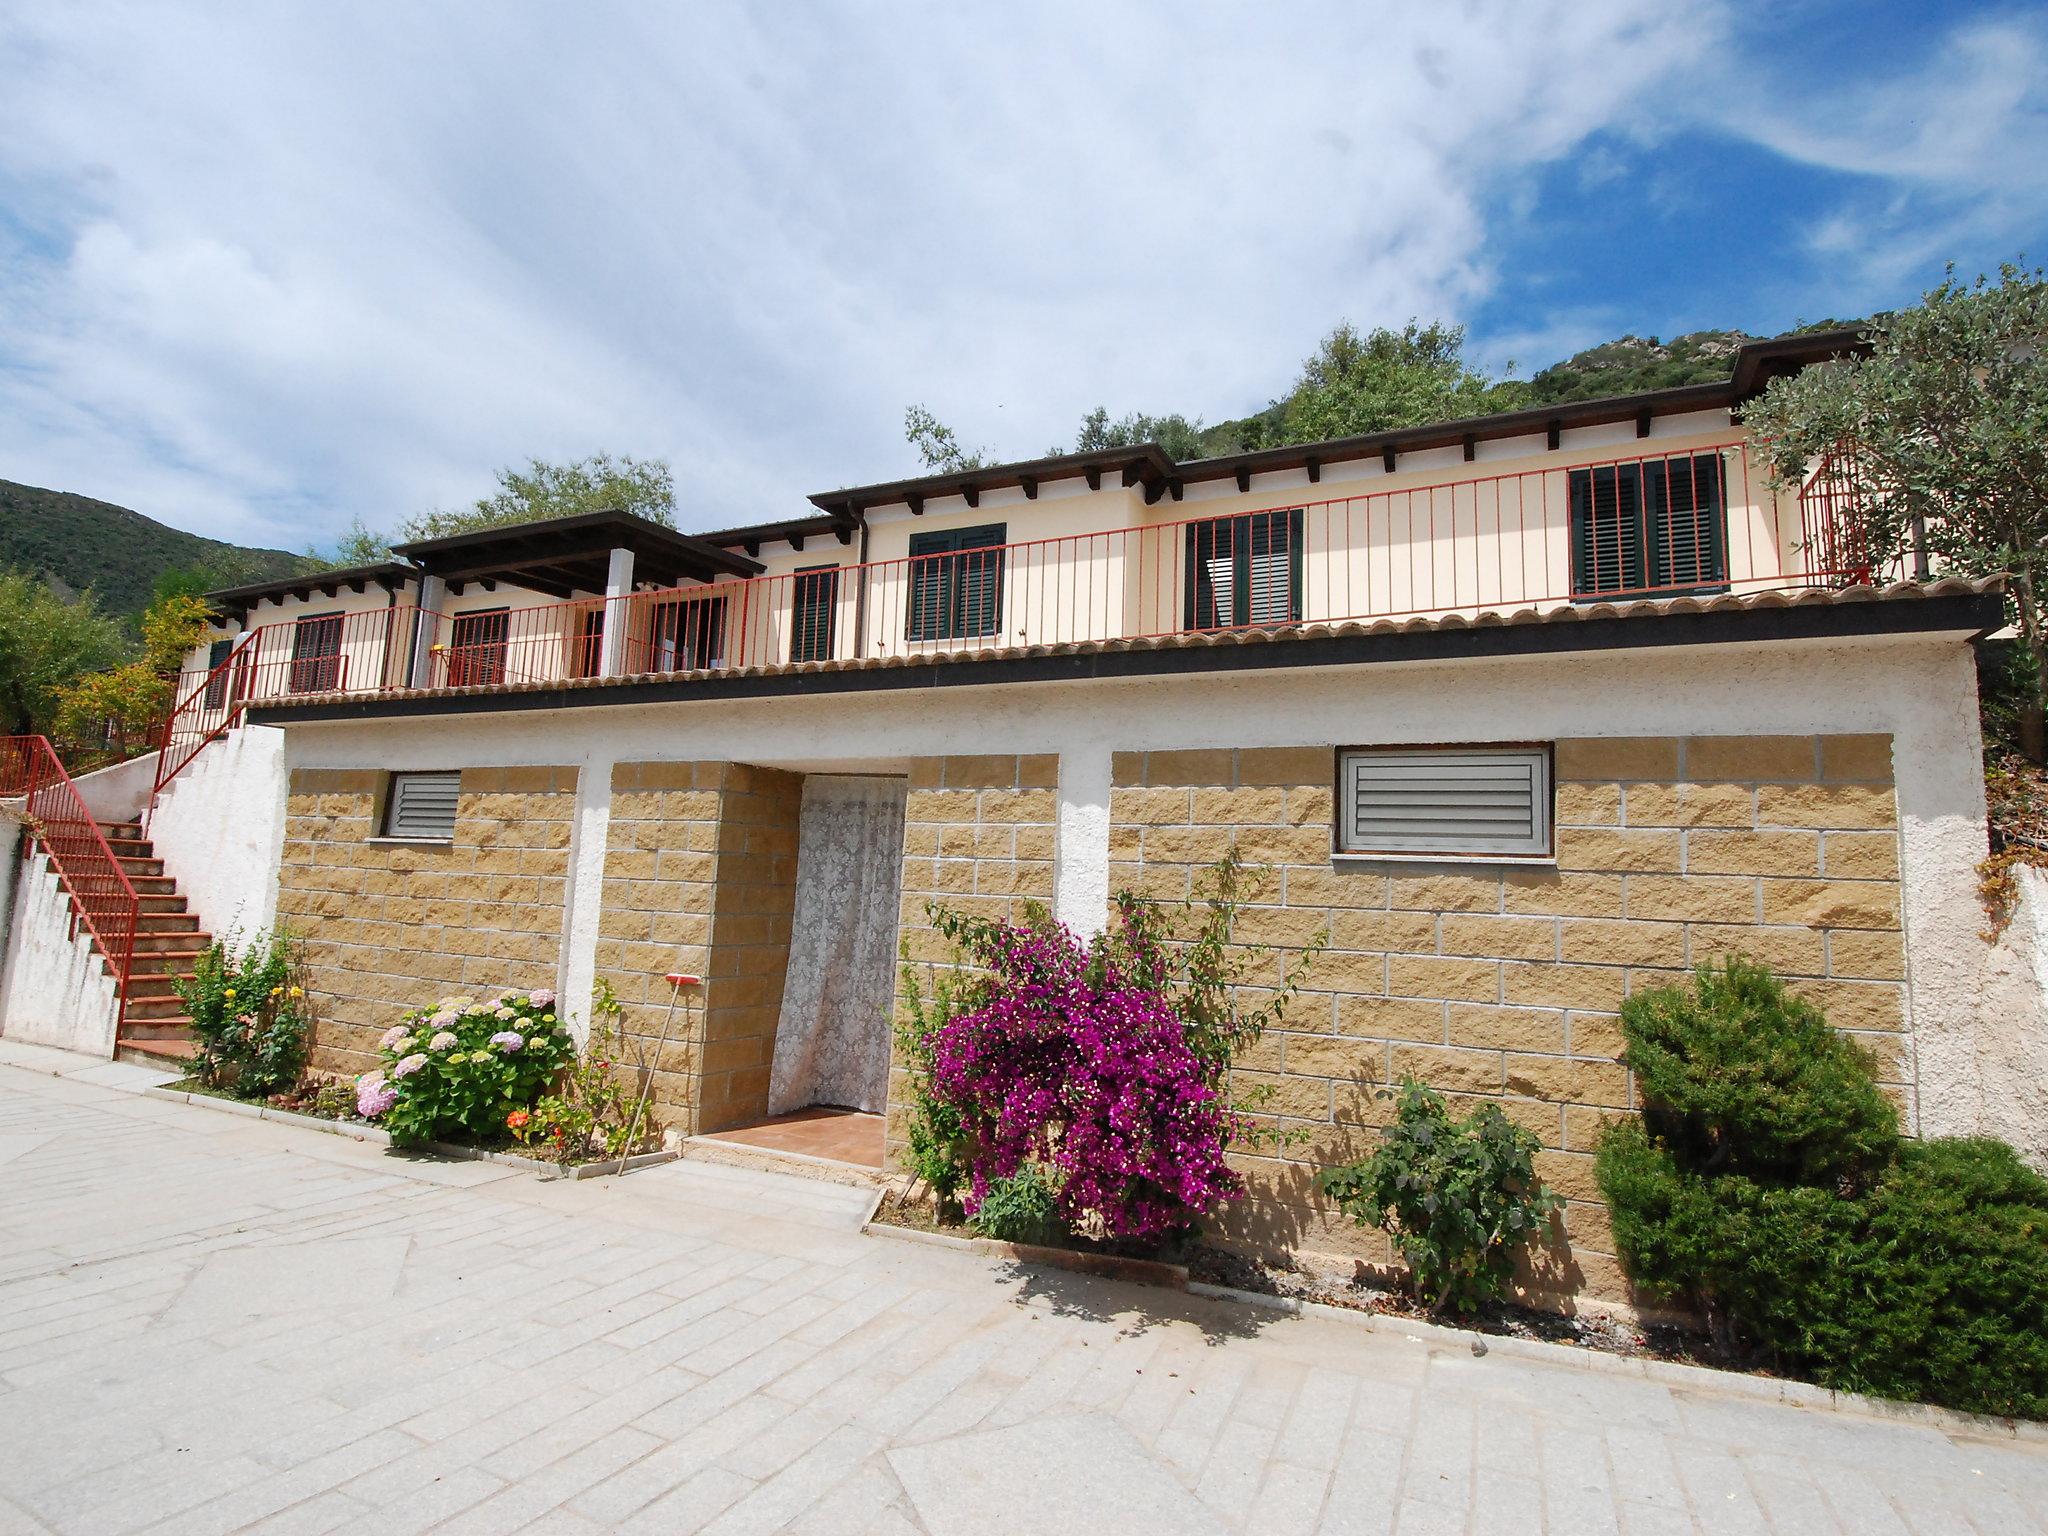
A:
<box><xmin>1054</xmin><ymin>744</ymin><xmax>1113</xmax><ymax>936</ymax></box>
<box><xmin>556</xmin><ymin>752</ymin><xmax>614</xmax><ymax>1045</ymax></box>
<box><xmin>599</xmin><ymin>547</ymin><xmax>634</xmax><ymax>678</ymax></box>
<box><xmin>408</xmin><ymin>573</ymin><xmax>445</xmax><ymax>688</ymax></box>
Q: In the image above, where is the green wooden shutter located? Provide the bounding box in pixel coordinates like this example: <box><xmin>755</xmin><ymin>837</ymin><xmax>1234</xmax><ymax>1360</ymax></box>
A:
<box><xmin>1644</xmin><ymin>453</ymin><xmax>1727</xmax><ymax>593</ymax></box>
<box><xmin>907</xmin><ymin>525</ymin><xmax>1005</xmax><ymax>641</ymax></box>
<box><xmin>1570</xmin><ymin>466</ymin><xmax>1646</xmax><ymax>598</ymax></box>
<box><xmin>791</xmin><ymin>566</ymin><xmax>838</xmax><ymax>663</ymax></box>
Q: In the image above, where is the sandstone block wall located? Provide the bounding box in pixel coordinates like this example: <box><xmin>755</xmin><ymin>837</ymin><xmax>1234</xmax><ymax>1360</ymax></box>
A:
<box><xmin>594</xmin><ymin>761</ymin><xmax>802</xmax><ymax>1135</ymax></box>
<box><xmin>1108</xmin><ymin>735</ymin><xmax>1904</xmax><ymax>1303</ymax></box>
<box><xmin>888</xmin><ymin>753</ymin><xmax>1059</xmax><ymax>1165</ymax></box>
<box><xmin>279</xmin><ymin>765</ymin><xmax>578</xmax><ymax>1078</ymax></box>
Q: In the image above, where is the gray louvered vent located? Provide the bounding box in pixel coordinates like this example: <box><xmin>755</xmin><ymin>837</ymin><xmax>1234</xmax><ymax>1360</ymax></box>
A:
<box><xmin>1341</xmin><ymin>749</ymin><xmax>1551</xmax><ymax>857</ymax></box>
<box><xmin>384</xmin><ymin>772</ymin><xmax>460</xmax><ymax>840</ymax></box>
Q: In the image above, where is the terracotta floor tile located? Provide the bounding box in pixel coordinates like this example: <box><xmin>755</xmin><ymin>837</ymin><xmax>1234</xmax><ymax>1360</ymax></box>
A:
<box><xmin>702</xmin><ymin>1107</ymin><xmax>885</xmax><ymax>1169</ymax></box>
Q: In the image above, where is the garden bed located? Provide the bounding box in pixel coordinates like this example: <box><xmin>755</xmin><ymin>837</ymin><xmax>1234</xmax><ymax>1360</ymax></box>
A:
<box><xmin>872</xmin><ymin>1186</ymin><xmax>1719</xmax><ymax>1366</ymax></box>
<box><xmin>154</xmin><ymin>1076</ymin><xmax>677</xmax><ymax>1178</ymax></box>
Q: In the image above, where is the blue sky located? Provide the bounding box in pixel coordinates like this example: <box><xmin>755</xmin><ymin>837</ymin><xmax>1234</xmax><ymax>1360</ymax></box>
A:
<box><xmin>1</xmin><ymin>1</ymin><xmax>2043</xmax><ymax>554</ymax></box>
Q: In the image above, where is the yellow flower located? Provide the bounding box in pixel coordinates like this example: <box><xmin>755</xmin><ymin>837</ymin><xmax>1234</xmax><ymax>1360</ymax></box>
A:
<box><xmin>289</xmin><ymin>987</ymin><xmax>304</xmax><ymax>999</ymax></box>
<box><xmin>223</xmin><ymin>988</ymin><xmax>236</xmax><ymax>1000</ymax></box>
<box><xmin>270</xmin><ymin>986</ymin><xmax>283</xmax><ymax>997</ymax></box>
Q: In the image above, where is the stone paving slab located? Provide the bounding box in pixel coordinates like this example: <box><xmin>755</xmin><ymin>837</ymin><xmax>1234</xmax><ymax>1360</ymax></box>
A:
<box><xmin>0</xmin><ymin>1059</ymin><xmax>2044</xmax><ymax>1535</ymax></box>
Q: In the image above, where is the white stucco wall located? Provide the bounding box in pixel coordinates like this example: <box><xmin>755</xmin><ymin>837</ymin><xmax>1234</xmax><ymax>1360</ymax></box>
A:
<box><xmin>70</xmin><ymin>751</ymin><xmax>160</xmax><ymax>825</ymax></box>
<box><xmin>148</xmin><ymin>724</ymin><xmax>288</xmax><ymax>945</ymax></box>
<box><xmin>261</xmin><ymin>625</ymin><xmax>2021</xmax><ymax>1146</ymax></box>
<box><xmin>0</xmin><ymin>849</ymin><xmax>121</xmax><ymax>1056</ymax></box>
<box><xmin>1975</xmin><ymin>864</ymin><xmax>2048</xmax><ymax>1168</ymax></box>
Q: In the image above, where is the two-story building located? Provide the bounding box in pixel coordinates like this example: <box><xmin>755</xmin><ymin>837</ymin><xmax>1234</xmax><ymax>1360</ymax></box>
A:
<box><xmin>9</xmin><ymin>327</ymin><xmax>2027</xmax><ymax>1307</ymax></box>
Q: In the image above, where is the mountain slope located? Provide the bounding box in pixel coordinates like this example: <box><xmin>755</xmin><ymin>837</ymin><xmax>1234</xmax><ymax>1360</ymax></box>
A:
<box><xmin>0</xmin><ymin>479</ymin><xmax>312</xmax><ymax>617</ymax></box>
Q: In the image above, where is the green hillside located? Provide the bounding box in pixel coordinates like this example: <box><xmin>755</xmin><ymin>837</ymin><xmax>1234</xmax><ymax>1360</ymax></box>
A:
<box><xmin>0</xmin><ymin>478</ymin><xmax>312</xmax><ymax>618</ymax></box>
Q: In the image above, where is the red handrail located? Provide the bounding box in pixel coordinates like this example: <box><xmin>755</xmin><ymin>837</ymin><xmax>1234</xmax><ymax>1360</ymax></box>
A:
<box><xmin>3</xmin><ymin>735</ymin><xmax>142</xmax><ymax>1040</ymax></box>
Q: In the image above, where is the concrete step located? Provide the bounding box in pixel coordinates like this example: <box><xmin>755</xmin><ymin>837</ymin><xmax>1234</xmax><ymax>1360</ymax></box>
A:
<box><xmin>117</xmin><ymin>1038</ymin><xmax>195</xmax><ymax>1066</ymax></box>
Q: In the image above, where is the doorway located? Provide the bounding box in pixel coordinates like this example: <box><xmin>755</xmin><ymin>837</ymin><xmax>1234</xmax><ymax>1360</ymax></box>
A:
<box><xmin>765</xmin><ymin>775</ymin><xmax>908</xmax><ymax>1123</ymax></box>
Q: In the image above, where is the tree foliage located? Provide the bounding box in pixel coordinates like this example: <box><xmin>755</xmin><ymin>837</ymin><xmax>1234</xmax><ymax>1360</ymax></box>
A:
<box><xmin>53</xmin><ymin>591</ymin><xmax>211</xmax><ymax>750</ymax></box>
<box><xmin>0</xmin><ymin>570</ymin><xmax>127</xmax><ymax>734</ymax></box>
<box><xmin>396</xmin><ymin>453</ymin><xmax>677</xmax><ymax>543</ymax></box>
<box><xmin>1070</xmin><ymin>406</ymin><xmax>1210</xmax><ymax>461</ymax></box>
<box><xmin>1744</xmin><ymin>264</ymin><xmax>2048</xmax><ymax>744</ymax></box>
<box><xmin>903</xmin><ymin>405</ymin><xmax>988</xmax><ymax>474</ymax></box>
<box><xmin>1277</xmin><ymin>320</ymin><xmax>1528</xmax><ymax>442</ymax></box>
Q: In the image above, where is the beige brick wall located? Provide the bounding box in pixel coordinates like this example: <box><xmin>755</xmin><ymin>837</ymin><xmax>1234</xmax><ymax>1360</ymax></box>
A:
<box><xmin>887</xmin><ymin>754</ymin><xmax>1059</xmax><ymax>1166</ymax></box>
<box><xmin>280</xmin><ymin>766</ymin><xmax>578</xmax><ymax>1078</ymax></box>
<box><xmin>1109</xmin><ymin>735</ymin><xmax>1904</xmax><ymax>1305</ymax></box>
<box><xmin>595</xmin><ymin>761</ymin><xmax>802</xmax><ymax>1135</ymax></box>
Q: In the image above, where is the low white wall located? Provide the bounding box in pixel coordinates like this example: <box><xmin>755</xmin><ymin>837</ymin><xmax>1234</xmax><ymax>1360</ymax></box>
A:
<box><xmin>149</xmin><ymin>724</ymin><xmax>288</xmax><ymax>946</ymax></box>
<box><xmin>0</xmin><ymin>849</ymin><xmax>121</xmax><ymax>1057</ymax></box>
<box><xmin>70</xmin><ymin>751</ymin><xmax>160</xmax><ymax>825</ymax></box>
<box><xmin>1975</xmin><ymin>864</ymin><xmax>2048</xmax><ymax>1169</ymax></box>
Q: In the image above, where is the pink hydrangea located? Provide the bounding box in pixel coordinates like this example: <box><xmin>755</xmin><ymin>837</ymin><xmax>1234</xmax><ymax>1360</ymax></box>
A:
<box><xmin>427</xmin><ymin>1009</ymin><xmax>458</xmax><ymax>1029</ymax></box>
<box><xmin>489</xmin><ymin>1030</ymin><xmax>524</xmax><ymax>1053</ymax></box>
<box><xmin>428</xmin><ymin>1031</ymin><xmax>458</xmax><ymax>1052</ymax></box>
<box><xmin>355</xmin><ymin>1073</ymin><xmax>396</xmax><ymax>1118</ymax></box>
<box><xmin>378</xmin><ymin>1025</ymin><xmax>410</xmax><ymax>1050</ymax></box>
<box><xmin>527</xmin><ymin>989</ymin><xmax>555</xmax><ymax>1009</ymax></box>
<box><xmin>393</xmin><ymin>1053</ymin><xmax>429</xmax><ymax>1078</ymax></box>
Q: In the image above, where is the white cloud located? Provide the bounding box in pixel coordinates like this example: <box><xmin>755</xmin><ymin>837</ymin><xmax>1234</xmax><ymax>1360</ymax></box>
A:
<box><xmin>0</xmin><ymin>2</ymin><xmax>2033</xmax><ymax>554</ymax></box>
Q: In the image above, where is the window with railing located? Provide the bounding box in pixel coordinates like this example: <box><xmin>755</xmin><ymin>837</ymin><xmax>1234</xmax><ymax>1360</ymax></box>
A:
<box><xmin>1185</xmin><ymin>508</ymin><xmax>1302</xmax><ymax>629</ymax></box>
<box><xmin>288</xmin><ymin>614</ymin><xmax>344</xmax><ymax>693</ymax></box>
<box><xmin>1569</xmin><ymin>452</ymin><xmax>1727</xmax><ymax>600</ymax></box>
<box><xmin>649</xmin><ymin>593</ymin><xmax>727</xmax><ymax>671</ymax></box>
<box><xmin>572</xmin><ymin>609</ymin><xmax>604</xmax><ymax>679</ymax></box>
<box><xmin>791</xmin><ymin>565</ymin><xmax>839</xmax><ymax>664</ymax></box>
<box><xmin>447</xmin><ymin>609</ymin><xmax>510</xmax><ymax>687</ymax></box>
<box><xmin>907</xmin><ymin>524</ymin><xmax>1005</xmax><ymax>642</ymax></box>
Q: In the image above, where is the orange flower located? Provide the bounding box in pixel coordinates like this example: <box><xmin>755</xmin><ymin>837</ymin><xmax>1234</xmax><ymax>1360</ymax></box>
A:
<box><xmin>506</xmin><ymin>1109</ymin><xmax>531</xmax><ymax>1130</ymax></box>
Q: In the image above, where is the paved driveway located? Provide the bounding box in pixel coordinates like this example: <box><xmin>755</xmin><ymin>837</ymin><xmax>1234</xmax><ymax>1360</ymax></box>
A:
<box><xmin>0</xmin><ymin>1058</ymin><xmax>2044</xmax><ymax>1536</ymax></box>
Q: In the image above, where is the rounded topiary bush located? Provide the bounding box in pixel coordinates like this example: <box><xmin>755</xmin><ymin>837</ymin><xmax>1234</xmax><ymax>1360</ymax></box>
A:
<box><xmin>1599</xmin><ymin>959</ymin><xmax>2048</xmax><ymax>1420</ymax></box>
<box><xmin>1620</xmin><ymin>956</ymin><xmax>1896</xmax><ymax>1187</ymax></box>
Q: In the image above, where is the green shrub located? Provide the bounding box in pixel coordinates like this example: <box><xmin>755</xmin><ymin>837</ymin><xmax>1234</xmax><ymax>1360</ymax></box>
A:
<box><xmin>971</xmin><ymin>1162</ymin><xmax>1063</xmax><ymax>1245</ymax></box>
<box><xmin>1600</xmin><ymin>960</ymin><xmax>2048</xmax><ymax>1419</ymax></box>
<box><xmin>1317</xmin><ymin>1078</ymin><xmax>1559</xmax><ymax>1315</ymax></box>
<box><xmin>1620</xmin><ymin>957</ymin><xmax>1896</xmax><ymax>1186</ymax></box>
<box><xmin>176</xmin><ymin>929</ymin><xmax>313</xmax><ymax>1097</ymax></box>
<box><xmin>366</xmin><ymin>987</ymin><xmax>576</xmax><ymax>1148</ymax></box>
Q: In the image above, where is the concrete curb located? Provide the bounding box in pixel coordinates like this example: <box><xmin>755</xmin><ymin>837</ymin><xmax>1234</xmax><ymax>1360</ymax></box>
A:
<box><xmin>141</xmin><ymin>1084</ymin><xmax>678</xmax><ymax>1179</ymax></box>
<box><xmin>1176</xmin><ymin>1279</ymin><xmax>2047</xmax><ymax>1445</ymax></box>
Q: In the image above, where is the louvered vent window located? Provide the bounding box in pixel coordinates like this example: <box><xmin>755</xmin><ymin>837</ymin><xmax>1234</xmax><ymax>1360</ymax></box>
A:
<box><xmin>1339</xmin><ymin>747</ymin><xmax>1552</xmax><ymax>859</ymax></box>
<box><xmin>382</xmin><ymin>772</ymin><xmax>460</xmax><ymax>840</ymax></box>
<box><xmin>1185</xmin><ymin>508</ymin><xmax>1302</xmax><ymax>630</ymax></box>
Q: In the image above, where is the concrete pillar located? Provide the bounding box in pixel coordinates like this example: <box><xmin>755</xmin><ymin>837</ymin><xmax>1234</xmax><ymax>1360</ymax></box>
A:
<box><xmin>408</xmin><ymin>573</ymin><xmax>446</xmax><ymax>688</ymax></box>
<box><xmin>1054</xmin><ymin>744</ymin><xmax>1113</xmax><ymax>936</ymax></box>
<box><xmin>599</xmin><ymin>547</ymin><xmax>634</xmax><ymax>678</ymax></box>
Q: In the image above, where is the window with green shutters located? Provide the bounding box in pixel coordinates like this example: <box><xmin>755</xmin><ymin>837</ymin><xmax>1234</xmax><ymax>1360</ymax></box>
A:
<box><xmin>907</xmin><ymin>524</ymin><xmax>1005</xmax><ymax>642</ymax></box>
<box><xmin>791</xmin><ymin>565</ymin><xmax>839</xmax><ymax>663</ymax></box>
<box><xmin>1184</xmin><ymin>507</ymin><xmax>1303</xmax><ymax>630</ymax></box>
<box><xmin>287</xmin><ymin>613</ymin><xmax>344</xmax><ymax>693</ymax></box>
<box><xmin>1569</xmin><ymin>453</ymin><xmax>1727</xmax><ymax>600</ymax></box>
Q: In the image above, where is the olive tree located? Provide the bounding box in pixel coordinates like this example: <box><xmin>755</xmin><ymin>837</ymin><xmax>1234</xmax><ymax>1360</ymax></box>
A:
<box><xmin>1744</xmin><ymin>265</ymin><xmax>2048</xmax><ymax>757</ymax></box>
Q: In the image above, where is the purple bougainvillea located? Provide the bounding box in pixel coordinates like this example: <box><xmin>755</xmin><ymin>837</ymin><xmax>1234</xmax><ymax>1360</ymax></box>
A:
<box><xmin>928</xmin><ymin>917</ymin><xmax>1241</xmax><ymax>1243</ymax></box>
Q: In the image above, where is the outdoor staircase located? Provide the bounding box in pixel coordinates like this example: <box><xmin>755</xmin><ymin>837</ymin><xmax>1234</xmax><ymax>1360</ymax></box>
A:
<box><xmin>97</xmin><ymin>819</ymin><xmax>210</xmax><ymax>1067</ymax></box>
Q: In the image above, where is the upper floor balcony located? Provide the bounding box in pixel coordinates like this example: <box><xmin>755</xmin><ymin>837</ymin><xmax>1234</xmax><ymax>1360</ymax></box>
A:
<box><xmin>159</xmin><ymin>434</ymin><xmax>1897</xmax><ymax>786</ymax></box>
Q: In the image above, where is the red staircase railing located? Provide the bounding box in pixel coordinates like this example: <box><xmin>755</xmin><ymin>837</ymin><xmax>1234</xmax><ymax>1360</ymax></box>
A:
<box><xmin>153</xmin><ymin>604</ymin><xmax>430</xmax><ymax>803</ymax></box>
<box><xmin>2</xmin><ymin>734</ymin><xmax>142</xmax><ymax>1037</ymax></box>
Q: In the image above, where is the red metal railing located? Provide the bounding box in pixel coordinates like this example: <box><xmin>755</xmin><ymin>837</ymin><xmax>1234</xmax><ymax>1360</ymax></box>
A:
<box><xmin>148</xmin><ymin>443</ymin><xmax>1885</xmax><ymax>769</ymax></box>
<box><xmin>154</xmin><ymin>605</ymin><xmax>429</xmax><ymax>800</ymax></box>
<box><xmin>3</xmin><ymin>734</ymin><xmax>142</xmax><ymax>1034</ymax></box>
<box><xmin>1798</xmin><ymin>445</ymin><xmax>1878</xmax><ymax>587</ymax></box>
